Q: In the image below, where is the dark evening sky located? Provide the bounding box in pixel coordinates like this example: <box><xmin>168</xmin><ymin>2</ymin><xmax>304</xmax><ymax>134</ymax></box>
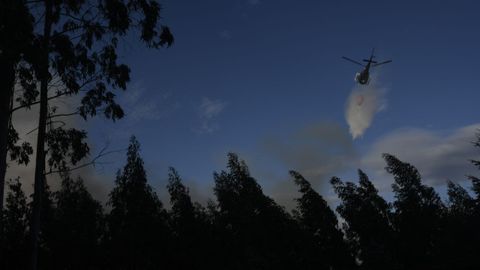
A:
<box><xmin>11</xmin><ymin>0</ymin><xmax>480</xmax><ymax>207</ymax></box>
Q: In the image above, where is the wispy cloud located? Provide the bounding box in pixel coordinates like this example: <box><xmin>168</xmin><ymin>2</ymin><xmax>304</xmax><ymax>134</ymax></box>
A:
<box><xmin>121</xmin><ymin>81</ymin><xmax>172</xmax><ymax>123</ymax></box>
<box><xmin>361</xmin><ymin>123</ymin><xmax>480</xmax><ymax>191</ymax></box>
<box><xmin>197</xmin><ymin>97</ymin><xmax>227</xmax><ymax>134</ymax></box>
<box><xmin>219</xmin><ymin>30</ymin><xmax>232</xmax><ymax>40</ymax></box>
<box><xmin>248</xmin><ymin>0</ymin><xmax>261</xmax><ymax>6</ymax></box>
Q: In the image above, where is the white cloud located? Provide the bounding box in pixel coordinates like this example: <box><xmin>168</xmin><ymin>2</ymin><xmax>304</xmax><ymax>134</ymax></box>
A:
<box><xmin>345</xmin><ymin>78</ymin><xmax>387</xmax><ymax>139</ymax></box>
<box><xmin>360</xmin><ymin>124</ymin><xmax>480</xmax><ymax>190</ymax></box>
<box><xmin>256</xmin><ymin>123</ymin><xmax>480</xmax><ymax>207</ymax></box>
<box><xmin>197</xmin><ymin>97</ymin><xmax>226</xmax><ymax>134</ymax></box>
<box><xmin>121</xmin><ymin>81</ymin><xmax>171</xmax><ymax>122</ymax></box>
<box><xmin>219</xmin><ymin>30</ymin><xmax>232</xmax><ymax>40</ymax></box>
<box><xmin>248</xmin><ymin>0</ymin><xmax>261</xmax><ymax>6</ymax></box>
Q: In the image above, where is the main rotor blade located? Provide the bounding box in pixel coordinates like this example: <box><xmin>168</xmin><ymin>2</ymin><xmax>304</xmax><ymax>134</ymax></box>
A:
<box><xmin>373</xmin><ymin>60</ymin><xmax>392</xmax><ymax>67</ymax></box>
<box><xmin>342</xmin><ymin>57</ymin><xmax>365</xmax><ymax>67</ymax></box>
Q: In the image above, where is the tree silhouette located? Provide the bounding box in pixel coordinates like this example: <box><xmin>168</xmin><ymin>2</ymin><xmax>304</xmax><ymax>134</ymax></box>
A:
<box><xmin>47</xmin><ymin>176</ymin><xmax>104</xmax><ymax>270</ymax></box>
<box><xmin>32</xmin><ymin>179</ymin><xmax>55</xmax><ymax>270</ymax></box>
<box><xmin>4</xmin><ymin>2</ymin><xmax>174</xmax><ymax>268</ymax></box>
<box><xmin>468</xmin><ymin>131</ymin><xmax>480</xmax><ymax>202</ymax></box>
<box><xmin>0</xmin><ymin>0</ymin><xmax>34</xmax><ymax>249</ymax></box>
<box><xmin>436</xmin><ymin>181</ymin><xmax>477</xmax><ymax>269</ymax></box>
<box><xmin>1</xmin><ymin>178</ymin><xmax>29</xmax><ymax>270</ymax></box>
<box><xmin>3</xmin><ymin>130</ymin><xmax>480</xmax><ymax>269</ymax></box>
<box><xmin>291</xmin><ymin>170</ymin><xmax>355</xmax><ymax>270</ymax></box>
<box><xmin>331</xmin><ymin>170</ymin><xmax>397</xmax><ymax>270</ymax></box>
<box><xmin>383</xmin><ymin>153</ymin><xmax>444</xmax><ymax>269</ymax></box>
<box><xmin>167</xmin><ymin>167</ymin><xmax>215</xmax><ymax>269</ymax></box>
<box><xmin>213</xmin><ymin>153</ymin><xmax>304</xmax><ymax>269</ymax></box>
<box><xmin>106</xmin><ymin>136</ymin><xmax>170</xmax><ymax>270</ymax></box>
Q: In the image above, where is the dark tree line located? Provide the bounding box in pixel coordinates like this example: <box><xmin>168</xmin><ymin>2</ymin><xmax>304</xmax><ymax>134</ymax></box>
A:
<box><xmin>2</xmin><ymin>135</ymin><xmax>480</xmax><ymax>270</ymax></box>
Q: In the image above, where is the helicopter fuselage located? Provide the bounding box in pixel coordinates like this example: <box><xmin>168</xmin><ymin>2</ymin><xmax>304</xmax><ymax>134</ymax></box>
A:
<box><xmin>356</xmin><ymin>64</ymin><xmax>371</xmax><ymax>85</ymax></box>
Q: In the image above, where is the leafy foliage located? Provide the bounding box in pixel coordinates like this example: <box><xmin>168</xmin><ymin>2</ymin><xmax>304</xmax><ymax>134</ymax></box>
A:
<box><xmin>292</xmin><ymin>170</ymin><xmax>355</xmax><ymax>269</ymax></box>
<box><xmin>2</xmin><ymin>136</ymin><xmax>480</xmax><ymax>269</ymax></box>
<box><xmin>331</xmin><ymin>170</ymin><xmax>397</xmax><ymax>269</ymax></box>
<box><xmin>106</xmin><ymin>136</ymin><xmax>170</xmax><ymax>270</ymax></box>
<box><xmin>384</xmin><ymin>153</ymin><xmax>444</xmax><ymax>269</ymax></box>
<box><xmin>48</xmin><ymin>176</ymin><xmax>104</xmax><ymax>270</ymax></box>
<box><xmin>1</xmin><ymin>178</ymin><xmax>29</xmax><ymax>270</ymax></box>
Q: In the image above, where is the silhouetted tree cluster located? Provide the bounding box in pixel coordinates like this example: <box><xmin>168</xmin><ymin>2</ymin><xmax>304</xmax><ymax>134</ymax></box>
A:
<box><xmin>2</xmin><ymin>134</ymin><xmax>480</xmax><ymax>269</ymax></box>
<box><xmin>0</xmin><ymin>1</ymin><xmax>173</xmax><ymax>269</ymax></box>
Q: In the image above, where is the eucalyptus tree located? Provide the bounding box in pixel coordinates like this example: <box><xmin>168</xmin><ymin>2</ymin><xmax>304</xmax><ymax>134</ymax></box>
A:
<box><xmin>383</xmin><ymin>154</ymin><xmax>444</xmax><ymax>269</ymax></box>
<box><xmin>1</xmin><ymin>178</ymin><xmax>29</xmax><ymax>270</ymax></box>
<box><xmin>291</xmin><ymin>170</ymin><xmax>355</xmax><ymax>270</ymax></box>
<box><xmin>213</xmin><ymin>153</ymin><xmax>304</xmax><ymax>269</ymax></box>
<box><xmin>9</xmin><ymin>1</ymin><xmax>173</xmax><ymax>269</ymax></box>
<box><xmin>106</xmin><ymin>137</ymin><xmax>170</xmax><ymax>269</ymax></box>
<box><xmin>0</xmin><ymin>0</ymin><xmax>34</xmax><ymax>240</ymax></box>
<box><xmin>331</xmin><ymin>170</ymin><xmax>397</xmax><ymax>269</ymax></box>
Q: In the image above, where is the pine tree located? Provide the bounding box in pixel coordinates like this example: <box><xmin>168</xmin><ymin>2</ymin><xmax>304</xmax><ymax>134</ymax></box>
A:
<box><xmin>106</xmin><ymin>136</ymin><xmax>170</xmax><ymax>270</ymax></box>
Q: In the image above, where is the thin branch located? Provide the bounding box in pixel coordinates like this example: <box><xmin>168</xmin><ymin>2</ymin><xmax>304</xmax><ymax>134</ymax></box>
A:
<box><xmin>26</xmin><ymin>120</ymin><xmax>66</xmax><ymax>135</ymax></box>
<box><xmin>44</xmin><ymin>146</ymin><xmax>126</xmax><ymax>176</ymax></box>
<box><xmin>10</xmin><ymin>91</ymin><xmax>71</xmax><ymax>113</ymax></box>
<box><xmin>48</xmin><ymin>111</ymin><xmax>80</xmax><ymax>119</ymax></box>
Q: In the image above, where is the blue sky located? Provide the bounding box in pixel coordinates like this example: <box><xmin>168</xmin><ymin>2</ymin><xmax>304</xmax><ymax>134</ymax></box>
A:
<box><xmin>83</xmin><ymin>0</ymin><xmax>480</xmax><ymax>207</ymax></box>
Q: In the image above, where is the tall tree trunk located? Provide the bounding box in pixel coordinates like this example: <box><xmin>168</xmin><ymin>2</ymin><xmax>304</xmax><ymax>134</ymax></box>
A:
<box><xmin>30</xmin><ymin>1</ymin><xmax>52</xmax><ymax>269</ymax></box>
<box><xmin>0</xmin><ymin>57</ymin><xmax>15</xmax><ymax>266</ymax></box>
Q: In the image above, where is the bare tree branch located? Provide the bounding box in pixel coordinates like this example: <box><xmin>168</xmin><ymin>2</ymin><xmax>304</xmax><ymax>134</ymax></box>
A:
<box><xmin>26</xmin><ymin>120</ymin><xmax>67</xmax><ymax>135</ymax></box>
<box><xmin>48</xmin><ymin>111</ymin><xmax>80</xmax><ymax>119</ymax></box>
<box><xmin>44</xmin><ymin>145</ymin><xmax>126</xmax><ymax>176</ymax></box>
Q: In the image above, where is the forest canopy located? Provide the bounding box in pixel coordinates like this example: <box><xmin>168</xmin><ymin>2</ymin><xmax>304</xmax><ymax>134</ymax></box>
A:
<box><xmin>2</xmin><ymin>134</ymin><xmax>480</xmax><ymax>270</ymax></box>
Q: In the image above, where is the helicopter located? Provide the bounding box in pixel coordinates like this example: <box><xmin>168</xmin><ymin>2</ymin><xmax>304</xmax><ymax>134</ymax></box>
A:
<box><xmin>342</xmin><ymin>49</ymin><xmax>392</xmax><ymax>85</ymax></box>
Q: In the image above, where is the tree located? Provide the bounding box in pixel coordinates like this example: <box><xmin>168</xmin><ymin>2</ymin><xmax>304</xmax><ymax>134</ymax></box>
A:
<box><xmin>290</xmin><ymin>170</ymin><xmax>355</xmax><ymax>270</ymax></box>
<box><xmin>437</xmin><ymin>181</ymin><xmax>477</xmax><ymax>269</ymax></box>
<box><xmin>0</xmin><ymin>0</ymin><xmax>34</xmax><ymax>246</ymax></box>
<box><xmin>167</xmin><ymin>167</ymin><xmax>213</xmax><ymax>270</ymax></box>
<box><xmin>445</xmin><ymin>131</ymin><xmax>480</xmax><ymax>268</ymax></box>
<box><xmin>29</xmin><ymin>177</ymin><xmax>55</xmax><ymax>270</ymax></box>
<box><xmin>106</xmin><ymin>136</ymin><xmax>170</xmax><ymax>270</ymax></box>
<box><xmin>11</xmin><ymin>1</ymin><xmax>174</xmax><ymax>269</ymax></box>
<box><xmin>331</xmin><ymin>170</ymin><xmax>397</xmax><ymax>270</ymax></box>
<box><xmin>468</xmin><ymin>131</ymin><xmax>480</xmax><ymax>204</ymax></box>
<box><xmin>383</xmin><ymin>153</ymin><xmax>444</xmax><ymax>269</ymax></box>
<box><xmin>47</xmin><ymin>176</ymin><xmax>104</xmax><ymax>270</ymax></box>
<box><xmin>167</xmin><ymin>168</ymin><xmax>196</xmax><ymax>236</ymax></box>
<box><xmin>213</xmin><ymin>153</ymin><xmax>303</xmax><ymax>269</ymax></box>
<box><xmin>1</xmin><ymin>178</ymin><xmax>29</xmax><ymax>270</ymax></box>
